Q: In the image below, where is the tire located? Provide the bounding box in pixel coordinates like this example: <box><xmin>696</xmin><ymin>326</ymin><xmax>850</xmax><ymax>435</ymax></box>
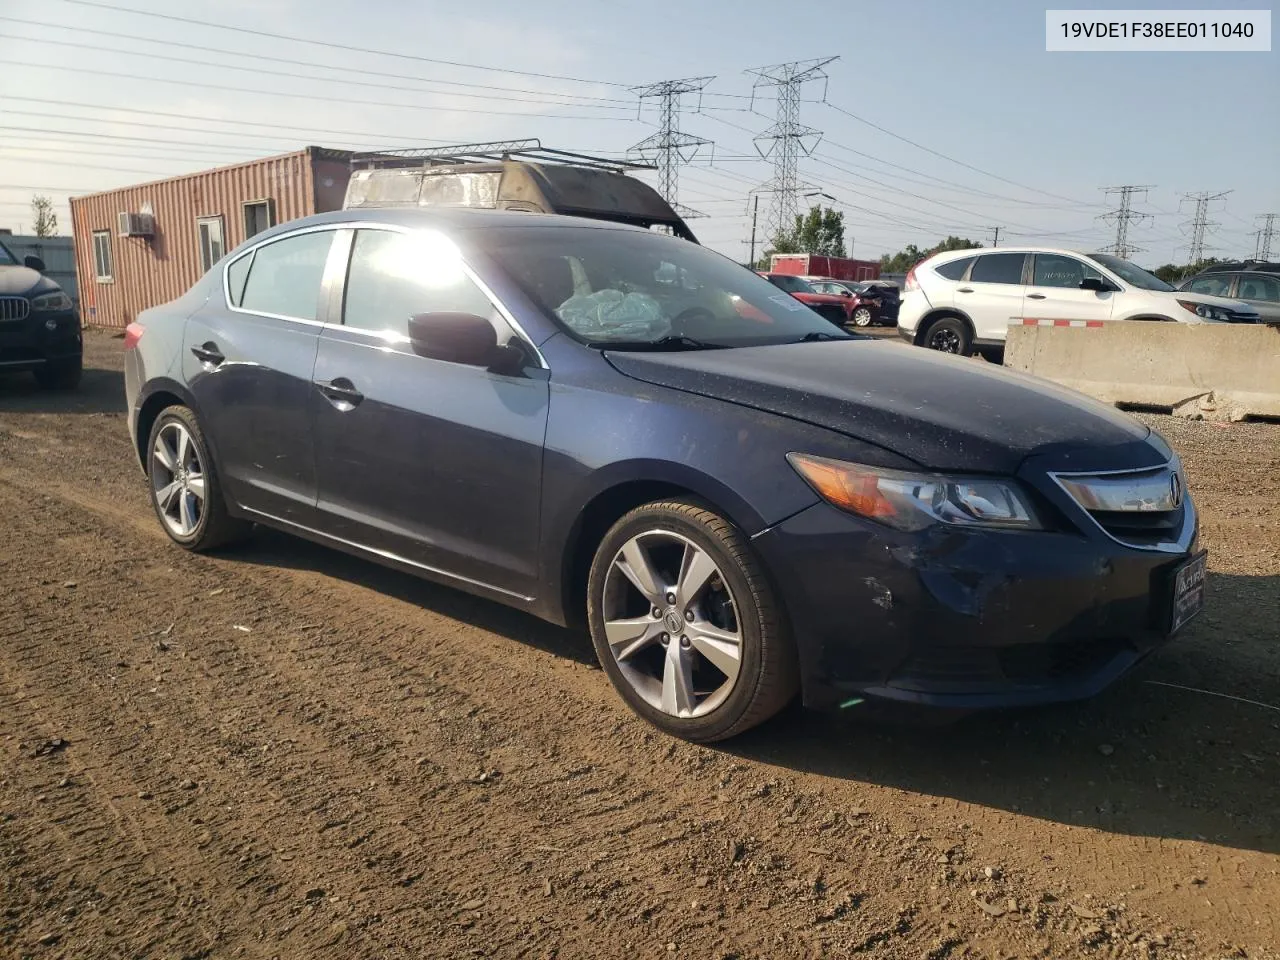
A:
<box><xmin>145</xmin><ymin>405</ymin><xmax>250</xmax><ymax>551</ymax></box>
<box><xmin>586</xmin><ymin>499</ymin><xmax>798</xmax><ymax>742</ymax></box>
<box><xmin>33</xmin><ymin>355</ymin><xmax>82</xmax><ymax>390</ymax></box>
<box><xmin>921</xmin><ymin>315</ymin><xmax>973</xmax><ymax>356</ymax></box>
<box><xmin>851</xmin><ymin>306</ymin><xmax>874</xmax><ymax>327</ymax></box>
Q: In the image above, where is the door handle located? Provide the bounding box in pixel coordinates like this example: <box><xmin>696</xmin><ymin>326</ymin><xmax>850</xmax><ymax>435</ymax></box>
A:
<box><xmin>1027</xmin><ymin>293</ymin><xmax>1047</xmax><ymax>300</ymax></box>
<box><xmin>957</xmin><ymin>287</ymin><xmax>974</xmax><ymax>293</ymax></box>
<box><xmin>190</xmin><ymin>342</ymin><xmax>225</xmax><ymax>366</ymax></box>
<box><xmin>315</xmin><ymin>377</ymin><xmax>364</xmax><ymax>407</ymax></box>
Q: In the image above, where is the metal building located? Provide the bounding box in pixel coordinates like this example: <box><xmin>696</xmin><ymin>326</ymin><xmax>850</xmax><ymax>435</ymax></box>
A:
<box><xmin>70</xmin><ymin>147</ymin><xmax>351</xmax><ymax>328</ymax></box>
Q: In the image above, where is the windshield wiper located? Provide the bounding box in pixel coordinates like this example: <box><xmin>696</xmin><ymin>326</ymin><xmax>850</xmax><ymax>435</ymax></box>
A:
<box><xmin>795</xmin><ymin>330</ymin><xmax>853</xmax><ymax>342</ymax></box>
<box><xmin>602</xmin><ymin>334</ymin><xmax>728</xmax><ymax>351</ymax></box>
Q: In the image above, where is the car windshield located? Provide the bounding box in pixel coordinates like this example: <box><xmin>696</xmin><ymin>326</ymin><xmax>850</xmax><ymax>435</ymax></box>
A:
<box><xmin>0</xmin><ymin>241</ymin><xmax>16</xmax><ymax>266</ymax></box>
<box><xmin>477</xmin><ymin>226</ymin><xmax>855</xmax><ymax>348</ymax></box>
<box><xmin>767</xmin><ymin>274</ymin><xmax>815</xmax><ymax>294</ymax></box>
<box><xmin>1087</xmin><ymin>253</ymin><xmax>1175</xmax><ymax>292</ymax></box>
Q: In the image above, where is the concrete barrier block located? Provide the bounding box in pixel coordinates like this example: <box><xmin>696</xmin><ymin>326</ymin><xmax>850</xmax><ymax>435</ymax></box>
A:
<box><xmin>1004</xmin><ymin>323</ymin><xmax>1280</xmax><ymax>422</ymax></box>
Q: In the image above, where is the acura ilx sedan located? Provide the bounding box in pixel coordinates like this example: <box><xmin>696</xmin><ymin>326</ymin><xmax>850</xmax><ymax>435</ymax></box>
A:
<box><xmin>124</xmin><ymin>209</ymin><xmax>1205</xmax><ymax>741</ymax></box>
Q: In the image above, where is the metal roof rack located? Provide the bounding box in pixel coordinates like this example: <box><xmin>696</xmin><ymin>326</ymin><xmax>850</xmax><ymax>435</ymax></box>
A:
<box><xmin>350</xmin><ymin>139</ymin><xmax>656</xmax><ymax>173</ymax></box>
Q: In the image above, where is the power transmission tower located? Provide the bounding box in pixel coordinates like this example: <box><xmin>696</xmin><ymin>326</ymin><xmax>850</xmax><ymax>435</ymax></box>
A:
<box><xmin>1252</xmin><ymin>213</ymin><xmax>1277</xmax><ymax>261</ymax></box>
<box><xmin>628</xmin><ymin>76</ymin><xmax>715</xmax><ymax>220</ymax></box>
<box><xmin>1097</xmin><ymin>186</ymin><xmax>1153</xmax><ymax>260</ymax></box>
<box><xmin>1180</xmin><ymin>190</ymin><xmax>1232</xmax><ymax>264</ymax></box>
<box><xmin>746</xmin><ymin>57</ymin><xmax>838</xmax><ymax>240</ymax></box>
<box><xmin>987</xmin><ymin>226</ymin><xmax>1002</xmax><ymax>248</ymax></box>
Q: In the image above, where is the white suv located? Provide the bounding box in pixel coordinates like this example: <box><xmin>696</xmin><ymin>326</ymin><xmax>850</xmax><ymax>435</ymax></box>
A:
<box><xmin>898</xmin><ymin>247</ymin><xmax>1261</xmax><ymax>355</ymax></box>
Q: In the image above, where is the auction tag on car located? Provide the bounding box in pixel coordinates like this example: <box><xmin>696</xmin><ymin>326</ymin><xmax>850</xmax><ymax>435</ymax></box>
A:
<box><xmin>769</xmin><ymin>295</ymin><xmax>805</xmax><ymax>312</ymax></box>
<box><xmin>1169</xmin><ymin>551</ymin><xmax>1208</xmax><ymax>634</ymax></box>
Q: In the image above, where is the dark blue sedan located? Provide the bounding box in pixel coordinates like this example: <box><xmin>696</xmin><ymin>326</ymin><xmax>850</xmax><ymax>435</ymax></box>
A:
<box><xmin>123</xmin><ymin>208</ymin><xmax>1204</xmax><ymax>741</ymax></box>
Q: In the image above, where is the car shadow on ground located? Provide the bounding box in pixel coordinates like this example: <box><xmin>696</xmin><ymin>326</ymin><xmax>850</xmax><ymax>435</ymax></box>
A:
<box><xmin>0</xmin><ymin>364</ymin><xmax>126</xmax><ymax>414</ymax></box>
<box><xmin>227</xmin><ymin>529</ymin><xmax>1280</xmax><ymax>857</ymax></box>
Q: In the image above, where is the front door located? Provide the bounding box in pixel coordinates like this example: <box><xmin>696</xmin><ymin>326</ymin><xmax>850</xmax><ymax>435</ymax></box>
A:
<box><xmin>1022</xmin><ymin>253</ymin><xmax>1116</xmax><ymax>324</ymax></box>
<box><xmin>183</xmin><ymin>227</ymin><xmax>339</xmax><ymax>523</ymax></box>
<box><xmin>309</xmin><ymin>227</ymin><xmax>550</xmax><ymax>601</ymax></box>
<box><xmin>959</xmin><ymin>252</ymin><xmax>1028</xmax><ymax>341</ymax></box>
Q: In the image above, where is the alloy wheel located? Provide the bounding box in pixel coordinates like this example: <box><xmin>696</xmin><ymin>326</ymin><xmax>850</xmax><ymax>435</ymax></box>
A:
<box><xmin>929</xmin><ymin>328</ymin><xmax>962</xmax><ymax>353</ymax></box>
<box><xmin>853</xmin><ymin>307</ymin><xmax>873</xmax><ymax>326</ymax></box>
<box><xmin>151</xmin><ymin>421</ymin><xmax>206</xmax><ymax>537</ymax></box>
<box><xmin>601</xmin><ymin>530</ymin><xmax>742</xmax><ymax>719</ymax></box>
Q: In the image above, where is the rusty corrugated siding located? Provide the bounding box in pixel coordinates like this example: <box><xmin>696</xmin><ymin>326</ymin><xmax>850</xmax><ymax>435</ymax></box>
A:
<box><xmin>70</xmin><ymin>149</ymin><xmax>349</xmax><ymax>328</ymax></box>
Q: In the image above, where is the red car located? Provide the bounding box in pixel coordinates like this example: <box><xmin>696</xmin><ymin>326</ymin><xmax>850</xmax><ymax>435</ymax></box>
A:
<box><xmin>758</xmin><ymin>273</ymin><xmax>853</xmax><ymax>328</ymax></box>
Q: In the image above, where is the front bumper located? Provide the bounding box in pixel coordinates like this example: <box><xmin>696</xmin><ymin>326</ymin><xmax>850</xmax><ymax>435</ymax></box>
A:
<box><xmin>753</xmin><ymin>498</ymin><xmax>1198</xmax><ymax>711</ymax></box>
<box><xmin>0</xmin><ymin>308</ymin><xmax>82</xmax><ymax>370</ymax></box>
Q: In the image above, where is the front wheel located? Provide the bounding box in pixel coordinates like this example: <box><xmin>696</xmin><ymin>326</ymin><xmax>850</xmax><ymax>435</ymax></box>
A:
<box><xmin>587</xmin><ymin>500</ymin><xmax>797</xmax><ymax>742</ymax></box>
<box><xmin>921</xmin><ymin>316</ymin><xmax>973</xmax><ymax>356</ymax></box>
<box><xmin>852</xmin><ymin>306</ymin><xmax>874</xmax><ymax>327</ymax></box>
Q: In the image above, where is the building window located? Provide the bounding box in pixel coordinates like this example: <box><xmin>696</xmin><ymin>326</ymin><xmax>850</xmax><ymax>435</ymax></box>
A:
<box><xmin>197</xmin><ymin>216</ymin><xmax>225</xmax><ymax>272</ymax></box>
<box><xmin>242</xmin><ymin>199</ymin><xmax>275</xmax><ymax>240</ymax></box>
<box><xmin>92</xmin><ymin>230</ymin><xmax>113</xmax><ymax>282</ymax></box>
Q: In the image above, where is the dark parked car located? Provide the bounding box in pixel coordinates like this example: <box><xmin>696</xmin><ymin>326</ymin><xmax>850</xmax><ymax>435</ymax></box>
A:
<box><xmin>0</xmin><ymin>238</ymin><xmax>81</xmax><ymax>389</ymax></box>
<box><xmin>1178</xmin><ymin>261</ymin><xmax>1280</xmax><ymax>324</ymax></box>
<box><xmin>124</xmin><ymin>208</ymin><xmax>1205</xmax><ymax>741</ymax></box>
<box><xmin>757</xmin><ymin>273</ymin><xmax>852</xmax><ymax>327</ymax></box>
<box><xmin>807</xmin><ymin>278</ymin><xmax>902</xmax><ymax>326</ymax></box>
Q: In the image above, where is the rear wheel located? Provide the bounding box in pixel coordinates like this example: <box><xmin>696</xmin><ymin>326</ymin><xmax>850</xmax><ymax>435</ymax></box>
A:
<box><xmin>922</xmin><ymin>316</ymin><xmax>972</xmax><ymax>356</ymax></box>
<box><xmin>146</xmin><ymin>405</ymin><xmax>250</xmax><ymax>551</ymax></box>
<box><xmin>33</xmin><ymin>355</ymin><xmax>81</xmax><ymax>390</ymax></box>
<box><xmin>587</xmin><ymin>499</ymin><xmax>797</xmax><ymax>742</ymax></box>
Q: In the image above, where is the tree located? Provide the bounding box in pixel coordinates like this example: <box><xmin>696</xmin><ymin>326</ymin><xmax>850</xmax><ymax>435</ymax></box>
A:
<box><xmin>879</xmin><ymin>235</ymin><xmax>983</xmax><ymax>273</ymax></box>
<box><xmin>30</xmin><ymin>195</ymin><xmax>58</xmax><ymax>237</ymax></box>
<box><xmin>1151</xmin><ymin>257</ymin><xmax>1223</xmax><ymax>284</ymax></box>
<box><xmin>759</xmin><ymin>205</ymin><xmax>846</xmax><ymax>267</ymax></box>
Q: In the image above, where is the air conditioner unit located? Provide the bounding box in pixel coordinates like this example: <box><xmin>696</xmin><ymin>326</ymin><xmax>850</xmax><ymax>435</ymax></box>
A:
<box><xmin>117</xmin><ymin>211</ymin><xmax>155</xmax><ymax>237</ymax></box>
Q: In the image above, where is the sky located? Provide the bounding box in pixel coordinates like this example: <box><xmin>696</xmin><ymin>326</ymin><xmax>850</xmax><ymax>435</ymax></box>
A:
<box><xmin>0</xmin><ymin>0</ymin><xmax>1276</xmax><ymax>267</ymax></box>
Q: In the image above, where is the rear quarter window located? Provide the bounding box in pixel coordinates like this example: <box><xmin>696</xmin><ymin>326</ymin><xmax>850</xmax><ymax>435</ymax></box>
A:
<box><xmin>933</xmin><ymin>257</ymin><xmax>974</xmax><ymax>281</ymax></box>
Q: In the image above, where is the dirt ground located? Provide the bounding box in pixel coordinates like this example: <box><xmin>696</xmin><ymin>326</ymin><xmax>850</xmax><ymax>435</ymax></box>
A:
<box><xmin>1</xmin><ymin>329</ymin><xmax>1277</xmax><ymax>960</ymax></box>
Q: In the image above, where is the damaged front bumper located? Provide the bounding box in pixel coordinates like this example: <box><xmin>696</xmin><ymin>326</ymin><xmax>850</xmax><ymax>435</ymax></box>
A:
<box><xmin>752</xmin><ymin>501</ymin><xmax>1194</xmax><ymax>711</ymax></box>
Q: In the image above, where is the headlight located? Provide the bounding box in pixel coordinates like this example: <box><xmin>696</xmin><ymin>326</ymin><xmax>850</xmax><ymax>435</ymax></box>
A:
<box><xmin>787</xmin><ymin>453</ymin><xmax>1042</xmax><ymax>532</ymax></box>
<box><xmin>31</xmin><ymin>291</ymin><xmax>73</xmax><ymax>312</ymax></box>
<box><xmin>1176</xmin><ymin>300</ymin><xmax>1227</xmax><ymax>322</ymax></box>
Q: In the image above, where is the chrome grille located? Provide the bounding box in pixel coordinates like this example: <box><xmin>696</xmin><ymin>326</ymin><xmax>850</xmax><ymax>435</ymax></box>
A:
<box><xmin>0</xmin><ymin>296</ymin><xmax>31</xmax><ymax>322</ymax></box>
<box><xmin>1050</xmin><ymin>463</ymin><xmax>1193</xmax><ymax>553</ymax></box>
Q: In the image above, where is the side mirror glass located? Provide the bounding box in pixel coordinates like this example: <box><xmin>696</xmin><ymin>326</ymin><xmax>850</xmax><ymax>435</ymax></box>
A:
<box><xmin>1080</xmin><ymin>277</ymin><xmax>1112</xmax><ymax>292</ymax></box>
<box><xmin>840</xmin><ymin>290</ymin><xmax>852</xmax><ymax>297</ymax></box>
<box><xmin>24</xmin><ymin>255</ymin><xmax>46</xmax><ymax>273</ymax></box>
<box><xmin>407</xmin><ymin>312</ymin><xmax>497</xmax><ymax>366</ymax></box>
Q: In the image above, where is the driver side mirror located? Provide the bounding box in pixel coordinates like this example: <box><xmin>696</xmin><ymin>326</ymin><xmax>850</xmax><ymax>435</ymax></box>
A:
<box><xmin>407</xmin><ymin>312</ymin><xmax>498</xmax><ymax>366</ymax></box>
<box><xmin>839</xmin><ymin>289</ymin><xmax>852</xmax><ymax>297</ymax></box>
<box><xmin>24</xmin><ymin>255</ymin><xmax>46</xmax><ymax>273</ymax></box>
<box><xmin>1080</xmin><ymin>277</ymin><xmax>1114</xmax><ymax>292</ymax></box>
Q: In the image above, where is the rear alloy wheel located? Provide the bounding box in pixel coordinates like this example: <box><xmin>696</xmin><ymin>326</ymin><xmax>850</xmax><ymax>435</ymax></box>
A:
<box><xmin>852</xmin><ymin>306</ymin><xmax>874</xmax><ymax>327</ymax></box>
<box><xmin>587</xmin><ymin>500</ymin><xmax>797</xmax><ymax>742</ymax></box>
<box><xmin>147</xmin><ymin>406</ymin><xmax>249</xmax><ymax>550</ymax></box>
<box><xmin>922</xmin><ymin>316</ymin><xmax>972</xmax><ymax>356</ymax></box>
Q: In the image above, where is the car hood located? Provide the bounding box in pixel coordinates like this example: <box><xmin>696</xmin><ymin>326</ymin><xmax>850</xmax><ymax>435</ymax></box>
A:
<box><xmin>0</xmin><ymin>266</ymin><xmax>56</xmax><ymax>296</ymax></box>
<box><xmin>605</xmin><ymin>339</ymin><xmax>1155</xmax><ymax>474</ymax></box>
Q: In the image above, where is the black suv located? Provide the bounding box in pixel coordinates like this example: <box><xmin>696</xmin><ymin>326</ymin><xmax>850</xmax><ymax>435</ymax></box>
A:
<box><xmin>0</xmin><ymin>238</ymin><xmax>82</xmax><ymax>389</ymax></box>
<box><xmin>1178</xmin><ymin>261</ymin><xmax>1280</xmax><ymax>324</ymax></box>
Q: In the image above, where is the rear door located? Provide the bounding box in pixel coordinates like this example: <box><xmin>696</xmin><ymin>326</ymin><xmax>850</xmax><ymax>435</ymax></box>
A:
<box><xmin>1233</xmin><ymin>274</ymin><xmax>1280</xmax><ymax>322</ymax></box>
<box><xmin>309</xmin><ymin>226</ymin><xmax>550</xmax><ymax>599</ymax></box>
<box><xmin>183</xmin><ymin>227</ymin><xmax>340</xmax><ymax>524</ymax></box>
<box><xmin>1023</xmin><ymin>253</ymin><xmax>1116</xmax><ymax>324</ymax></box>
<box><xmin>960</xmin><ymin>252</ymin><xmax>1028</xmax><ymax>342</ymax></box>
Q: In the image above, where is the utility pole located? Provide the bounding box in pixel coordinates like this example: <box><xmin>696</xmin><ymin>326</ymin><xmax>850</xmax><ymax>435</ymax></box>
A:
<box><xmin>1180</xmin><ymin>190</ymin><xmax>1231</xmax><ymax>264</ymax></box>
<box><xmin>987</xmin><ymin>226</ymin><xmax>1001</xmax><ymax>248</ymax></box>
<box><xmin>1252</xmin><ymin>213</ymin><xmax>1276</xmax><ymax>261</ymax></box>
<box><xmin>748</xmin><ymin>194</ymin><xmax>760</xmax><ymax>267</ymax></box>
<box><xmin>629</xmin><ymin>76</ymin><xmax>715</xmax><ymax>220</ymax></box>
<box><xmin>1097</xmin><ymin>185</ymin><xmax>1153</xmax><ymax>260</ymax></box>
<box><xmin>746</xmin><ymin>57</ymin><xmax>838</xmax><ymax>241</ymax></box>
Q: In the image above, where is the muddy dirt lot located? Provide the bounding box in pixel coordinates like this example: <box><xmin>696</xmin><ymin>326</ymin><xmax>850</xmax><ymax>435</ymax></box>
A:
<box><xmin>2</xmin><ymin>330</ymin><xmax>1277</xmax><ymax>959</ymax></box>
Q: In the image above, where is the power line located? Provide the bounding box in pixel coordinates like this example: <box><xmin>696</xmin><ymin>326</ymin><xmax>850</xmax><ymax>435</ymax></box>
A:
<box><xmin>1098</xmin><ymin>186</ymin><xmax>1153</xmax><ymax>260</ymax></box>
<box><xmin>1253</xmin><ymin>213</ymin><xmax>1277</xmax><ymax>261</ymax></box>
<box><xmin>746</xmin><ymin>57</ymin><xmax>838</xmax><ymax>239</ymax></box>
<box><xmin>1180</xmin><ymin>190</ymin><xmax>1231</xmax><ymax>263</ymax></box>
<box><xmin>987</xmin><ymin>226</ymin><xmax>1002</xmax><ymax>248</ymax></box>
<box><xmin>628</xmin><ymin>77</ymin><xmax>714</xmax><ymax>218</ymax></box>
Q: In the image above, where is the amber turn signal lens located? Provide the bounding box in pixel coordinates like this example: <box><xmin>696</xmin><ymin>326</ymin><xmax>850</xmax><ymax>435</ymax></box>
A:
<box><xmin>786</xmin><ymin>453</ymin><xmax>898</xmax><ymax>520</ymax></box>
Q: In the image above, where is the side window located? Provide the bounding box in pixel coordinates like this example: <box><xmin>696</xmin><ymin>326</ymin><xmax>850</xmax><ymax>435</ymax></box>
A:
<box><xmin>197</xmin><ymin>216</ymin><xmax>225</xmax><ymax>273</ymax></box>
<box><xmin>239</xmin><ymin>230</ymin><xmax>334</xmax><ymax>321</ymax></box>
<box><xmin>1032</xmin><ymin>254</ymin><xmax>1091</xmax><ymax>288</ymax></box>
<box><xmin>242</xmin><ymin>199</ymin><xmax>275</xmax><ymax>239</ymax></box>
<box><xmin>225</xmin><ymin>252</ymin><xmax>253</xmax><ymax>306</ymax></box>
<box><xmin>1186</xmin><ymin>275</ymin><xmax>1233</xmax><ymax>297</ymax></box>
<box><xmin>342</xmin><ymin>229</ymin><xmax>496</xmax><ymax>340</ymax></box>
<box><xmin>970</xmin><ymin>253</ymin><xmax>1026</xmax><ymax>285</ymax></box>
<box><xmin>92</xmin><ymin>230</ymin><xmax>113</xmax><ymax>282</ymax></box>
<box><xmin>934</xmin><ymin>257</ymin><xmax>974</xmax><ymax>281</ymax></box>
<box><xmin>1238</xmin><ymin>275</ymin><xmax>1280</xmax><ymax>302</ymax></box>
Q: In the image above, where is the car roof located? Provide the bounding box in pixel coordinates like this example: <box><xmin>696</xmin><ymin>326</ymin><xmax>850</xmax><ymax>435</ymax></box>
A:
<box><xmin>926</xmin><ymin>246</ymin><xmax>1104</xmax><ymax>262</ymax></box>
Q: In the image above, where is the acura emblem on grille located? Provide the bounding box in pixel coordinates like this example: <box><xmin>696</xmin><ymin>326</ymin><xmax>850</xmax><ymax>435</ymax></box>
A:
<box><xmin>1170</xmin><ymin>472</ymin><xmax>1183</xmax><ymax>508</ymax></box>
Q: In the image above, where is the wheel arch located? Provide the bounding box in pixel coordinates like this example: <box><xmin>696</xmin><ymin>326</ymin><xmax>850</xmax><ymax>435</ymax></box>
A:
<box><xmin>912</xmin><ymin>308</ymin><xmax>975</xmax><ymax>346</ymax></box>
<box><xmin>133</xmin><ymin>378</ymin><xmax>203</xmax><ymax>472</ymax></box>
